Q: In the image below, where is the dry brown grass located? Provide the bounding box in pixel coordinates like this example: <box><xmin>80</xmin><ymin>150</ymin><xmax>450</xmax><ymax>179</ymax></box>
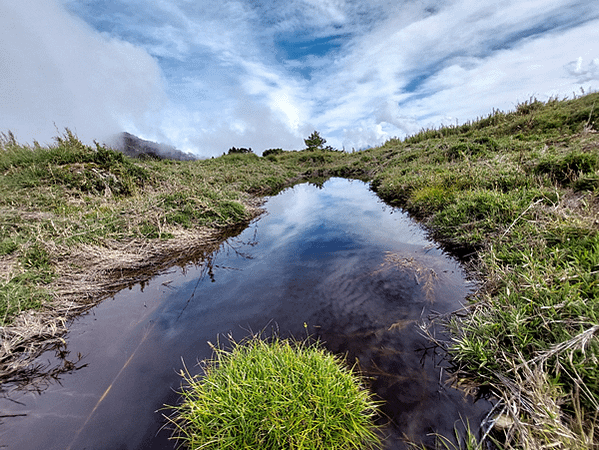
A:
<box><xmin>482</xmin><ymin>353</ymin><xmax>598</xmax><ymax>450</ymax></box>
<box><xmin>374</xmin><ymin>251</ymin><xmax>439</xmax><ymax>303</ymax></box>
<box><xmin>0</xmin><ymin>202</ymin><xmax>264</xmax><ymax>387</ymax></box>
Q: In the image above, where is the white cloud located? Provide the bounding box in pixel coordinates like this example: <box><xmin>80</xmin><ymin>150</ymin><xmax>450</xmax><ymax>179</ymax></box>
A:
<box><xmin>0</xmin><ymin>0</ymin><xmax>166</xmax><ymax>145</ymax></box>
<box><xmin>399</xmin><ymin>18</ymin><xmax>599</xmax><ymax>127</ymax></box>
<box><xmin>152</xmin><ymin>93</ymin><xmax>305</xmax><ymax>155</ymax></box>
<box><xmin>566</xmin><ymin>57</ymin><xmax>599</xmax><ymax>84</ymax></box>
<box><xmin>4</xmin><ymin>0</ymin><xmax>598</xmax><ymax>155</ymax></box>
<box><xmin>298</xmin><ymin>0</ymin><xmax>348</xmax><ymax>26</ymax></box>
<box><xmin>305</xmin><ymin>0</ymin><xmax>599</xmax><ymax>148</ymax></box>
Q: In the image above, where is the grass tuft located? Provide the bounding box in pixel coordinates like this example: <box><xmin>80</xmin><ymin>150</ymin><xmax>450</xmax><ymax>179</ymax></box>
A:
<box><xmin>166</xmin><ymin>335</ymin><xmax>382</xmax><ymax>450</ymax></box>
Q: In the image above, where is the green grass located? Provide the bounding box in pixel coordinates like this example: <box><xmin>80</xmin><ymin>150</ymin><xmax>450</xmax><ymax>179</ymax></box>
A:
<box><xmin>362</xmin><ymin>93</ymin><xmax>599</xmax><ymax>447</ymax></box>
<box><xmin>0</xmin><ymin>132</ymin><xmax>320</xmax><ymax>324</ymax></box>
<box><xmin>167</xmin><ymin>335</ymin><xmax>381</xmax><ymax>450</ymax></box>
<box><xmin>2</xmin><ymin>93</ymin><xmax>599</xmax><ymax>447</ymax></box>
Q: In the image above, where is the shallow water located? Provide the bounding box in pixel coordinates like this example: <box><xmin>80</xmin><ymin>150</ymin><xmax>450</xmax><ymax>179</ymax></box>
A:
<box><xmin>0</xmin><ymin>178</ymin><xmax>490</xmax><ymax>449</ymax></box>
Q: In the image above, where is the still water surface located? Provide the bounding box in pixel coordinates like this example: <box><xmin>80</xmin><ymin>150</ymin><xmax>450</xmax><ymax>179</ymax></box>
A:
<box><xmin>1</xmin><ymin>178</ymin><xmax>489</xmax><ymax>449</ymax></box>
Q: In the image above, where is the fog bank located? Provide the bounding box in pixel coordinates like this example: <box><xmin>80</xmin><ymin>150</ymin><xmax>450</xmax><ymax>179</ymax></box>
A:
<box><xmin>0</xmin><ymin>0</ymin><xmax>166</xmax><ymax>146</ymax></box>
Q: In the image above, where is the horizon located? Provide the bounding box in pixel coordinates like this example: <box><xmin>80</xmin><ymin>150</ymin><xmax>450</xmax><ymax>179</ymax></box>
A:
<box><xmin>1</xmin><ymin>0</ymin><xmax>598</xmax><ymax>157</ymax></box>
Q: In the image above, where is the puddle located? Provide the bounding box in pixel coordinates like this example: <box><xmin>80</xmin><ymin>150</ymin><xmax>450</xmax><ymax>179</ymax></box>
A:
<box><xmin>0</xmin><ymin>178</ymin><xmax>490</xmax><ymax>449</ymax></box>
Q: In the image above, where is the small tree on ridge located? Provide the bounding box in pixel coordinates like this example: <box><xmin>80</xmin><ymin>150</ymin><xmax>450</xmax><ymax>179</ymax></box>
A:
<box><xmin>304</xmin><ymin>131</ymin><xmax>326</xmax><ymax>151</ymax></box>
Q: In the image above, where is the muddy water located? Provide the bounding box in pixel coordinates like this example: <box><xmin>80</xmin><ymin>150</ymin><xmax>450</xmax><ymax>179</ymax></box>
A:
<box><xmin>0</xmin><ymin>178</ymin><xmax>490</xmax><ymax>449</ymax></box>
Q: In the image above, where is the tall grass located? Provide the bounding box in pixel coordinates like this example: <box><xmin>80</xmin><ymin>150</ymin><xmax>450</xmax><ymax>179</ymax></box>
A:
<box><xmin>166</xmin><ymin>335</ymin><xmax>382</xmax><ymax>450</ymax></box>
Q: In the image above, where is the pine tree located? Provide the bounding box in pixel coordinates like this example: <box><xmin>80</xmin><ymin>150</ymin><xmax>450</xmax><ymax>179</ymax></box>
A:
<box><xmin>304</xmin><ymin>131</ymin><xmax>326</xmax><ymax>151</ymax></box>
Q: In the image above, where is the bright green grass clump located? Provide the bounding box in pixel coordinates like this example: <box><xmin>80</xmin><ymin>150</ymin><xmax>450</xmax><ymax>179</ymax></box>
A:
<box><xmin>168</xmin><ymin>336</ymin><xmax>382</xmax><ymax>450</ymax></box>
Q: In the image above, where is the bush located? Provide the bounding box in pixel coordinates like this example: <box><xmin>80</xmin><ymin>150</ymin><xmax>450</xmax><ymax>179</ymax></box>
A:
<box><xmin>227</xmin><ymin>146</ymin><xmax>253</xmax><ymax>155</ymax></box>
<box><xmin>304</xmin><ymin>131</ymin><xmax>326</xmax><ymax>151</ymax></box>
<box><xmin>262</xmin><ymin>148</ymin><xmax>284</xmax><ymax>157</ymax></box>
<box><xmin>167</xmin><ymin>336</ymin><xmax>381</xmax><ymax>450</ymax></box>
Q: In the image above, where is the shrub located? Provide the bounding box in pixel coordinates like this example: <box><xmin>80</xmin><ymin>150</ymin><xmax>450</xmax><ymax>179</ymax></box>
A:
<box><xmin>167</xmin><ymin>336</ymin><xmax>381</xmax><ymax>450</ymax></box>
<box><xmin>262</xmin><ymin>148</ymin><xmax>284</xmax><ymax>157</ymax></box>
<box><xmin>303</xmin><ymin>131</ymin><xmax>338</xmax><ymax>152</ymax></box>
<box><xmin>227</xmin><ymin>146</ymin><xmax>253</xmax><ymax>154</ymax></box>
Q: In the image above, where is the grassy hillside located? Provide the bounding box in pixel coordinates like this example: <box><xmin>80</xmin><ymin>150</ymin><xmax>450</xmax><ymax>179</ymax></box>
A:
<box><xmin>364</xmin><ymin>94</ymin><xmax>599</xmax><ymax>448</ymax></box>
<box><xmin>1</xmin><ymin>93</ymin><xmax>598</xmax><ymax>447</ymax></box>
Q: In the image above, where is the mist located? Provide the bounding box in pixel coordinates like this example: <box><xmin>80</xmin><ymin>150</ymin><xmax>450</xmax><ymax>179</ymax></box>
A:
<box><xmin>0</xmin><ymin>0</ymin><xmax>166</xmax><ymax>146</ymax></box>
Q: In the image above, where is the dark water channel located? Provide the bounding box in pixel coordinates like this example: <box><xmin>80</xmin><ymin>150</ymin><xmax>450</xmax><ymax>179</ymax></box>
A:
<box><xmin>1</xmin><ymin>178</ymin><xmax>490</xmax><ymax>449</ymax></box>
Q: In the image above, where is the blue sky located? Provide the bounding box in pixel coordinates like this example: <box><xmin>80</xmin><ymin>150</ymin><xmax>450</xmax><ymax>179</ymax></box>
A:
<box><xmin>2</xmin><ymin>0</ymin><xmax>599</xmax><ymax>156</ymax></box>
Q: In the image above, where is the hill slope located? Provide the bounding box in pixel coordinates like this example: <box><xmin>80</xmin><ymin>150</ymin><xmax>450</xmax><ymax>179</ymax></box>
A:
<box><xmin>107</xmin><ymin>132</ymin><xmax>198</xmax><ymax>161</ymax></box>
<box><xmin>1</xmin><ymin>93</ymin><xmax>598</xmax><ymax>448</ymax></box>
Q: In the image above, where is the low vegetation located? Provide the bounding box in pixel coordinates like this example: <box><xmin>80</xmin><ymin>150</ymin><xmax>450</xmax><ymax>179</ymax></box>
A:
<box><xmin>0</xmin><ymin>129</ymin><xmax>310</xmax><ymax>383</ymax></box>
<box><xmin>368</xmin><ymin>94</ymin><xmax>599</xmax><ymax>449</ymax></box>
<box><xmin>166</xmin><ymin>335</ymin><xmax>381</xmax><ymax>450</ymax></box>
<box><xmin>1</xmin><ymin>92</ymin><xmax>598</xmax><ymax>448</ymax></box>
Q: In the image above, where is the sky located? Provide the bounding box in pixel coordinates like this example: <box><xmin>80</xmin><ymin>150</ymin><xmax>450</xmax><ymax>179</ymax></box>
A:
<box><xmin>1</xmin><ymin>0</ymin><xmax>599</xmax><ymax>157</ymax></box>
